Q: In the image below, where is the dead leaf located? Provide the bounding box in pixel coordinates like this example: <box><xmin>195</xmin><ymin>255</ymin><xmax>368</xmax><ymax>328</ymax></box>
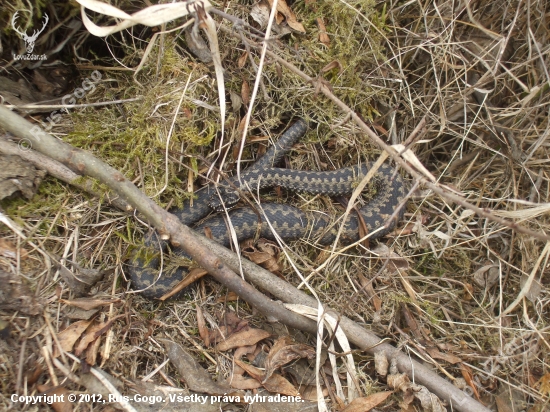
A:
<box><xmin>520</xmin><ymin>274</ymin><xmax>543</xmax><ymax>302</ymax></box>
<box><xmin>161</xmin><ymin>339</ymin><xmax>234</xmax><ymax>395</ymax></box>
<box><xmin>74</xmin><ymin>315</ymin><xmax>124</xmax><ymax>357</ymax></box>
<box><xmin>0</xmin><ymin>238</ymin><xmax>27</xmax><ymax>259</ymax></box>
<box><xmin>495</xmin><ymin>394</ymin><xmax>514</xmax><ymax>412</ymax></box>
<box><xmin>217</xmin><ymin>328</ymin><xmax>271</xmax><ymax>351</ymax></box>
<box><xmin>251</xmin><ymin>1</ymin><xmax>270</xmax><ymax>28</ymax></box>
<box><xmin>85</xmin><ymin>330</ymin><xmax>102</xmax><ymax>366</ymax></box>
<box><xmin>299</xmin><ymin>384</ymin><xmax>325</xmax><ymax>401</ymax></box>
<box><xmin>230</xmin><ymin>90</ymin><xmax>242</xmax><ymax>112</ymax></box>
<box><xmin>74</xmin><ymin>321</ymin><xmax>103</xmax><ymax>357</ymax></box>
<box><xmin>160</xmin><ymin>268</ymin><xmax>207</xmax><ymax>300</ymax></box>
<box><xmin>266</xmin><ymin>0</ymin><xmax>306</xmax><ymax>32</ymax></box>
<box><xmin>215</xmin><ymin>291</ymin><xmax>240</xmax><ymax>303</ymax></box>
<box><xmin>235</xmin><ymin>359</ymin><xmax>264</xmax><ymax>381</ymax></box>
<box><xmin>238</xmin><ymin>51</ymin><xmax>248</xmax><ymax>68</ymax></box>
<box><xmin>55</xmin><ymin>319</ymin><xmax>94</xmax><ymax>357</ymax></box>
<box><xmin>473</xmin><ymin>264</ymin><xmax>499</xmax><ymax>288</ymax></box>
<box><xmin>372</xmin><ymin>244</ymin><xmax>410</xmax><ymax>274</ymax></box>
<box><xmin>321</xmin><ymin>61</ymin><xmax>342</xmax><ymax>74</ymax></box>
<box><xmin>197</xmin><ymin>306</ymin><xmax>210</xmax><ymax>347</ymax></box>
<box><xmin>262</xmin><ymin>372</ymin><xmax>299</xmax><ymax>396</ymax></box>
<box><xmin>264</xmin><ymin>336</ymin><xmax>315</xmax><ymax>382</ymax></box>
<box><xmin>241</xmin><ymin>80</ymin><xmax>250</xmax><ymax>106</ymax></box>
<box><xmin>241</xmin><ymin>239</ymin><xmax>280</xmax><ymax>273</ymax></box>
<box><xmin>536</xmin><ymin>373</ymin><xmax>550</xmax><ymax>395</ymax></box>
<box><xmin>374</xmin><ymin>351</ymin><xmax>389</xmax><ymax>377</ymax></box>
<box><xmin>425</xmin><ymin>347</ymin><xmax>462</xmax><ymax>364</ymax></box>
<box><xmin>342</xmin><ymin>392</ymin><xmax>393</xmax><ymax>411</ymax></box>
<box><xmin>459</xmin><ymin>363</ymin><xmax>481</xmax><ymax>401</ymax></box>
<box><xmin>358</xmin><ymin>273</ymin><xmax>382</xmax><ymax>312</ymax></box>
<box><xmin>316</xmin><ymin>18</ymin><xmax>330</xmax><ymax>47</ymax></box>
<box><xmin>234</xmin><ymin>345</ymin><xmax>257</xmax><ymax>361</ymax></box>
<box><xmin>387</xmin><ymin>366</ymin><xmax>446</xmax><ymax>412</ymax></box>
<box><xmin>60</xmin><ymin>298</ymin><xmax>121</xmax><ymax>311</ymax></box>
<box><xmin>0</xmin><ymin>269</ymin><xmax>44</xmax><ymax>315</ymax></box>
<box><xmin>230</xmin><ymin>372</ymin><xmax>263</xmax><ymax>390</ymax></box>
<box><xmin>235</xmin><ymin>359</ymin><xmax>299</xmax><ymax>396</ymax></box>
<box><xmin>36</xmin><ymin>385</ymin><xmax>72</xmax><ymax>412</ymax></box>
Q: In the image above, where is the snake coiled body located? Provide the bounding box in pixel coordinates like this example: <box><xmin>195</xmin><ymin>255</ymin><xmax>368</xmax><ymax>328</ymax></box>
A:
<box><xmin>129</xmin><ymin>120</ymin><xmax>407</xmax><ymax>299</ymax></box>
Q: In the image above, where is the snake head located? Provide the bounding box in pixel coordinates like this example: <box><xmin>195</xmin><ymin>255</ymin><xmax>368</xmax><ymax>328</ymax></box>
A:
<box><xmin>208</xmin><ymin>187</ymin><xmax>240</xmax><ymax>212</ymax></box>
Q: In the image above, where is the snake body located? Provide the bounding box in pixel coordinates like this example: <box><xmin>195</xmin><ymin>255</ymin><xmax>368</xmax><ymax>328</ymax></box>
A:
<box><xmin>129</xmin><ymin>120</ymin><xmax>406</xmax><ymax>299</ymax></box>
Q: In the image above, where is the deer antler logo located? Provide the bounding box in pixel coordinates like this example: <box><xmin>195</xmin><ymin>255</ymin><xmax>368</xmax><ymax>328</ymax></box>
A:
<box><xmin>12</xmin><ymin>11</ymin><xmax>49</xmax><ymax>54</ymax></box>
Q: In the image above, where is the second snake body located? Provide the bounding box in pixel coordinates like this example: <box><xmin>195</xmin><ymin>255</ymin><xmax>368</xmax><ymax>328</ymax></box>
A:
<box><xmin>129</xmin><ymin>119</ymin><xmax>406</xmax><ymax>299</ymax></box>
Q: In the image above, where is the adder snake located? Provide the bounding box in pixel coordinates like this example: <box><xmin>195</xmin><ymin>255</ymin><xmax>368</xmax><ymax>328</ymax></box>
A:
<box><xmin>129</xmin><ymin>119</ymin><xmax>407</xmax><ymax>299</ymax></box>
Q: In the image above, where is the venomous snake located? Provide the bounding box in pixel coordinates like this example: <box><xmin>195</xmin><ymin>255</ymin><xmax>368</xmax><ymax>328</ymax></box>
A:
<box><xmin>129</xmin><ymin>119</ymin><xmax>407</xmax><ymax>299</ymax></box>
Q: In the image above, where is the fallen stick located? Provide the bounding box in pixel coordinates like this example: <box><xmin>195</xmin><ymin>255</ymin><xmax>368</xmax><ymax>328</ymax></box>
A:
<box><xmin>0</xmin><ymin>136</ymin><xmax>132</xmax><ymax>211</ymax></box>
<box><xmin>0</xmin><ymin>104</ymin><xmax>489</xmax><ymax>412</ymax></box>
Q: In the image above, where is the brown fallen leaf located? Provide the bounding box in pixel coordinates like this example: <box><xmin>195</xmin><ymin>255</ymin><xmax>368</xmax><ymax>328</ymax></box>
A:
<box><xmin>36</xmin><ymin>385</ymin><xmax>72</xmax><ymax>412</ymax></box>
<box><xmin>161</xmin><ymin>339</ymin><xmax>235</xmax><ymax>396</ymax></box>
<box><xmin>495</xmin><ymin>394</ymin><xmax>514</xmax><ymax>412</ymax></box>
<box><xmin>299</xmin><ymin>384</ymin><xmax>326</xmax><ymax>401</ymax></box>
<box><xmin>85</xmin><ymin>330</ymin><xmax>102</xmax><ymax>366</ymax></box>
<box><xmin>216</xmin><ymin>310</ymin><xmax>249</xmax><ymax>333</ymax></box>
<box><xmin>265</xmin><ymin>0</ymin><xmax>306</xmax><ymax>32</ymax></box>
<box><xmin>74</xmin><ymin>321</ymin><xmax>103</xmax><ymax>357</ymax></box>
<box><xmin>357</xmin><ymin>273</ymin><xmax>382</xmax><ymax>312</ymax></box>
<box><xmin>262</xmin><ymin>372</ymin><xmax>299</xmax><ymax>396</ymax></box>
<box><xmin>536</xmin><ymin>372</ymin><xmax>550</xmax><ymax>395</ymax></box>
<box><xmin>316</xmin><ymin>18</ymin><xmax>330</xmax><ymax>47</ymax></box>
<box><xmin>60</xmin><ymin>297</ymin><xmax>121</xmax><ymax>311</ymax></box>
<box><xmin>425</xmin><ymin>347</ymin><xmax>462</xmax><ymax>364</ymax></box>
<box><xmin>241</xmin><ymin>80</ymin><xmax>250</xmax><ymax>106</ymax></box>
<box><xmin>234</xmin><ymin>345</ymin><xmax>257</xmax><ymax>362</ymax></box>
<box><xmin>342</xmin><ymin>391</ymin><xmax>393</xmax><ymax>411</ymax></box>
<box><xmin>459</xmin><ymin>363</ymin><xmax>481</xmax><ymax>401</ymax></box>
<box><xmin>207</xmin><ymin>311</ymin><xmax>250</xmax><ymax>345</ymax></box>
<box><xmin>74</xmin><ymin>315</ymin><xmax>125</xmax><ymax>357</ymax></box>
<box><xmin>0</xmin><ymin>269</ymin><xmax>44</xmax><ymax>315</ymax></box>
<box><xmin>320</xmin><ymin>60</ymin><xmax>342</xmax><ymax>74</ymax></box>
<box><xmin>372</xmin><ymin>244</ymin><xmax>410</xmax><ymax>274</ymax></box>
<box><xmin>160</xmin><ymin>268</ymin><xmax>207</xmax><ymax>300</ymax></box>
<box><xmin>54</xmin><ymin>259</ymin><xmax>105</xmax><ymax>297</ymax></box>
<box><xmin>196</xmin><ymin>305</ymin><xmax>210</xmax><ymax>347</ymax></box>
<box><xmin>230</xmin><ymin>373</ymin><xmax>263</xmax><ymax>390</ymax></box>
<box><xmin>217</xmin><ymin>328</ymin><xmax>271</xmax><ymax>351</ymax></box>
<box><xmin>55</xmin><ymin>319</ymin><xmax>94</xmax><ymax>357</ymax></box>
<box><xmin>238</xmin><ymin>51</ymin><xmax>248</xmax><ymax>68</ymax></box>
<box><xmin>0</xmin><ymin>238</ymin><xmax>28</xmax><ymax>259</ymax></box>
<box><xmin>243</xmin><ymin>248</ymin><xmax>280</xmax><ymax>271</ymax></box>
<box><xmin>264</xmin><ymin>336</ymin><xmax>315</xmax><ymax>382</ymax></box>
<box><xmin>235</xmin><ymin>359</ymin><xmax>299</xmax><ymax>396</ymax></box>
<box><xmin>215</xmin><ymin>291</ymin><xmax>240</xmax><ymax>303</ymax></box>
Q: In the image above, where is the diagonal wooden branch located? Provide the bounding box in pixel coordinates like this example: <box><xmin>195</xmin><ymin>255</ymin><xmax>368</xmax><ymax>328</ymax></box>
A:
<box><xmin>0</xmin><ymin>136</ymin><xmax>132</xmax><ymax>211</ymax></box>
<box><xmin>0</xmin><ymin>104</ymin><xmax>489</xmax><ymax>412</ymax></box>
<box><xmin>0</xmin><ymin>105</ymin><xmax>313</xmax><ymax>333</ymax></box>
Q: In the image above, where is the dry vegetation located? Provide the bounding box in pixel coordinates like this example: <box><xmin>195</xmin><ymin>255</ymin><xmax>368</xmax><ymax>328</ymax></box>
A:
<box><xmin>1</xmin><ymin>0</ymin><xmax>549</xmax><ymax>411</ymax></box>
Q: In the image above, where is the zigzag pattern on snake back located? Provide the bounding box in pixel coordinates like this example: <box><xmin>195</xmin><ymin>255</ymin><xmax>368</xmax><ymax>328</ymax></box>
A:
<box><xmin>128</xmin><ymin>119</ymin><xmax>407</xmax><ymax>299</ymax></box>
